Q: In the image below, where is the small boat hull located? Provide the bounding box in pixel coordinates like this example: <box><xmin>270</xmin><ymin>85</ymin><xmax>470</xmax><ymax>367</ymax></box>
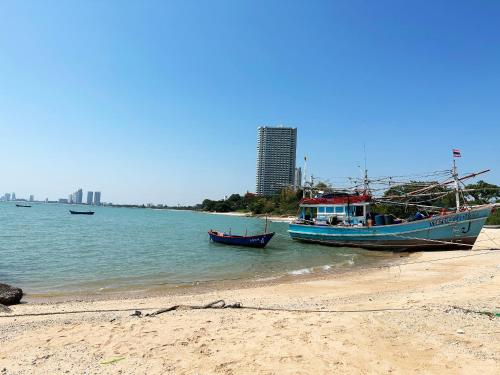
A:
<box><xmin>208</xmin><ymin>230</ymin><xmax>274</xmax><ymax>248</ymax></box>
<box><xmin>69</xmin><ymin>210</ymin><xmax>95</xmax><ymax>215</ymax></box>
<box><xmin>288</xmin><ymin>205</ymin><xmax>492</xmax><ymax>251</ymax></box>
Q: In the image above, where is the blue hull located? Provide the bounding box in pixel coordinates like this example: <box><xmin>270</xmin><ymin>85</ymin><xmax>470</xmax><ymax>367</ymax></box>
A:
<box><xmin>208</xmin><ymin>230</ymin><xmax>275</xmax><ymax>248</ymax></box>
<box><xmin>288</xmin><ymin>205</ymin><xmax>492</xmax><ymax>250</ymax></box>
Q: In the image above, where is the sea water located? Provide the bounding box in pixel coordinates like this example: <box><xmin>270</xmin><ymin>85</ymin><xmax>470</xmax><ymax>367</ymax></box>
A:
<box><xmin>0</xmin><ymin>203</ymin><xmax>397</xmax><ymax>295</ymax></box>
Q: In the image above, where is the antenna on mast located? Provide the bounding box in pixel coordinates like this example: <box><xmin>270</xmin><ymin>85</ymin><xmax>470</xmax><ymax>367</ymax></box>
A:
<box><xmin>363</xmin><ymin>144</ymin><xmax>370</xmax><ymax>195</ymax></box>
<box><xmin>363</xmin><ymin>143</ymin><xmax>367</xmax><ymax>172</ymax></box>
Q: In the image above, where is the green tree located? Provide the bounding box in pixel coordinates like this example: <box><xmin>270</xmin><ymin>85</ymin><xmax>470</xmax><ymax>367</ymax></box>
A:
<box><xmin>315</xmin><ymin>181</ymin><xmax>330</xmax><ymax>190</ymax></box>
<box><xmin>464</xmin><ymin>180</ymin><xmax>499</xmax><ymax>204</ymax></box>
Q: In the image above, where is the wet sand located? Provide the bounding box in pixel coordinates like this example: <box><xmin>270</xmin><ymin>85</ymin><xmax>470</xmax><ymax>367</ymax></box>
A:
<box><xmin>0</xmin><ymin>229</ymin><xmax>499</xmax><ymax>374</ymax></box>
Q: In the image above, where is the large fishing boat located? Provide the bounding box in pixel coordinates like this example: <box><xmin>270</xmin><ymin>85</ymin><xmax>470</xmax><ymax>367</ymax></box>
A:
<box><xmin>288</xmin><ymin>155</ymin><xmax>494</xmax><ymax>250</ymax></box>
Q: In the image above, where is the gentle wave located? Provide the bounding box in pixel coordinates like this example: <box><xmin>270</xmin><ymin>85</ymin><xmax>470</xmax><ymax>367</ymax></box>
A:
<box><xmin>287</xmin><ymin>267</ymin><xmax>313</xmax><ymax>275</ymax></box>
<box><xmin>255</xmin><ymin>276</ymin><xmax>281</xmax><ymax>282</ymax></box>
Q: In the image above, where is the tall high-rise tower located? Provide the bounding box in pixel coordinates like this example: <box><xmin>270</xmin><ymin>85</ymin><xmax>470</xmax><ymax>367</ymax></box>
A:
<box><xmin>256</xmin><ymin>126</ymin><xmax>297</xmax><ymax>195</ymax></box>
<box><xmin>87</xmin><ymin>191</ymin><xmax>93</xmax><ymax>205</ymax></box>
<box><xmin>75</xmin><ymin>189</ymin><xmax>83</xmax><ymax>204</ymax></box>
<box><xmin>94</xmin><ymin>191</ymin><xmax>101</xmax><ymax>205</ymax></box>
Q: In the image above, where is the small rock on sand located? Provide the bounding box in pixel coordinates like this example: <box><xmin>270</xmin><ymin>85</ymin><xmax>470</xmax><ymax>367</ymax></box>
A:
<box><xmin>0</xmin><ymin>283</ymin><xmax>23</xmax><ymax>305</ymax></box>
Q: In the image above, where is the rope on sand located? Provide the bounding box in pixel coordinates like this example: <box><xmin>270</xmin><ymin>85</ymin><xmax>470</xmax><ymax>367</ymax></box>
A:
<box><xmin>0</xmin><ymin>300</ymin><xmax>411</xmax><ymax>318</ymax></box>
<box><xmin>137</xmin><ymin>300</ymin><xmax>411</xmax><ymax>317</ymax></box>
<box><xmin>3</xmin><ymin>300</ymin><xmax>498</xmax><ymax>319</ymax></box>
<box><xmin>143</xmin><ymin>299</ymin><xmax>242</xmax><ymax>317</ymax></box>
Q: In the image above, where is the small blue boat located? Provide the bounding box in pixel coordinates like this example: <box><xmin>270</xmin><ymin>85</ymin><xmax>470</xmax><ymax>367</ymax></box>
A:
<box><xmin>208</xmin><ymin>230</ymin><xmax>275</xmax><ymax>248</ymax></box>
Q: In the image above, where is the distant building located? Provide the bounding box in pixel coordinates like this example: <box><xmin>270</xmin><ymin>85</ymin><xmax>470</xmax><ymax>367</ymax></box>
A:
<box><xmin>11</xmin><ymin>192</ymin><xmax>16</xmax><ymax>201</ymax></box>
<box><xmin>294</xmin><ymin>167</ymin><xmax>302</xmax><ymax>190</ymax></box>
<box><xmin>69</xmin><ymin>194</ymin><xmax>74</xmax><ymax>204</ymax></box>
<box><xmin>256</xmin><ymin>126</ymin><xmax>297</xmax><ymax>195</ymax></box>
<box><xmin>29</xmin><ymin>195</ymin><xmax>34</xmax><ymax>202</ymax></box>
<box><xmin>74</xmin><ymin>189</ymin><xmax>83</xmax><ymax>204</ymax></box>
<box><xmin>94</xmin><ymin>191</ymin><xmax>101</xmax><ymax>205</ymax></box>
<box><xmin>59</xmin><ymin>198</ymin><xmax>69</xmax><ymax>204</ymax></box>
<box><xmin>4</xmin><ymin>193</ymin><xmax>11</xmax><ymax>201</ymax></box>
<box><xmin>87</xmin><ymin>191</ymin><xmax>93</xmax><ymax>205</ymax></box>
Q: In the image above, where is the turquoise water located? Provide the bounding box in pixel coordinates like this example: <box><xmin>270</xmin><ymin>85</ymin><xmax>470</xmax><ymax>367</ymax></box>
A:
<box><xmin>0</xmin><ymin>203</ymin><xmax>396</xmax><ymax>294</ymax></box>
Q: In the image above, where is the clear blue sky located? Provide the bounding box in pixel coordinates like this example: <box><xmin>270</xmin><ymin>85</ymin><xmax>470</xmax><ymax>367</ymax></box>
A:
<box><xmin>0</xmin><ymin>0</ymin><xmax>498</xmax><ymax>205</ymax></box>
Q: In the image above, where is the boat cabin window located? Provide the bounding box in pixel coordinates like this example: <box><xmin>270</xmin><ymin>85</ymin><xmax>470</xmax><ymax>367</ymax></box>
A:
<box><xmin>326</xmin><ymin>207</ymin><xmax>334</xmax><ymax>213</ymax></box>
<box><xmin>355</xmin><ymin>205</ymin><xmax>364</xmax><ymax>217</ymax></box>
<box><xmin>335</xmin><ymin>206</ymin><xmax>344</xmax><ymax>213</ymax></box>
<box><xmin>303</xmin><ymin>207</ymin><xmax>317</xmax><ymax>220</ymax></box>
<box><xmin>318</xmin><ymin>207</ymin><xmax>325</xmax><ymax>213</ymax></box>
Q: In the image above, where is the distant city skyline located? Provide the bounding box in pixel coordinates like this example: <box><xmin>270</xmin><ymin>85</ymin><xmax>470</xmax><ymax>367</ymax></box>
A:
<box><xmin>1</xmin><ymin>1</ymin><xmax>499</xmax><ymax>205</ymax></box>
<box><xmin>0</xmin><ymin>189</ymin><xmax>103</xmax><ymax>205</ymax></box>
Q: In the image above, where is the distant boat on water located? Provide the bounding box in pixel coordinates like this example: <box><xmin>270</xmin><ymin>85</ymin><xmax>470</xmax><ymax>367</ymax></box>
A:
<box><xmin>15</xmin><ymin>204</ymin><xmax>31</xmax><ymax>208</ymax></box>
<box><xmin>69</xmin><ymin>210</ymin><xmax>95</xmax><ymax>215</ymax></box>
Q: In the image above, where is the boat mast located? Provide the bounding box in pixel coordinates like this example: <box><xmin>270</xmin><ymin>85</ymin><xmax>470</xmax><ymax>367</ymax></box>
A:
<box><xmin>363</xmin><ymin>168</ymin><xmax>370</xmax><ymax>195</ymax></box>
<box><xmin>303</xmin><ymin>156</ymin><xmax>307</xmax><ymax>198</ymax></box>
<box><xmin>452</xmin><ymin>158</ymin><xmax>460</xmax><ymax>212</ymax></box>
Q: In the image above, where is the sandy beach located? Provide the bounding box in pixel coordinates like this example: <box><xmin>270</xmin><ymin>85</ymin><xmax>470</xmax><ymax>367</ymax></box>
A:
<box><xmin>1</xmin><ymin>229</ymin><xmax>499</xmax><ymax>374</ymax></box>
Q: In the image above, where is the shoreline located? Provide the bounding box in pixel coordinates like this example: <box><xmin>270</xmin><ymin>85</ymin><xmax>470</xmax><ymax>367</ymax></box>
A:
<box><xmin>9</xmin><ymin>228</ymin><xmax>500</xmax><ymax>304</ymax></box>
<box><xmin>20</xmin><ymin>250</ymin><xmax>410</xmax><ymax>304</ymax></box>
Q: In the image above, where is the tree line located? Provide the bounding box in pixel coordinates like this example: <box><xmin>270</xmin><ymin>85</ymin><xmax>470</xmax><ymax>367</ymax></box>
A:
<box><xmin>201</xmin><ymin>189</ymin><xmax>303</xmax><ymax>215</ymax></box>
